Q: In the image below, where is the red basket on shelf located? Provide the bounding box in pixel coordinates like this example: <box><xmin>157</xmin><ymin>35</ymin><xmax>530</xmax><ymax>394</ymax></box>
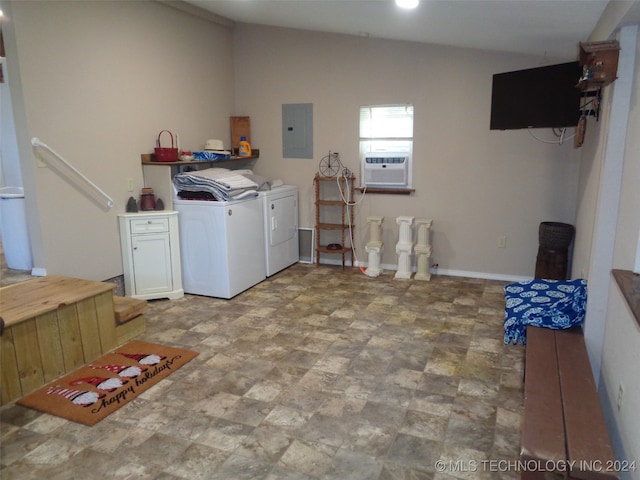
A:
<box><xmin>154</xmin><ymin>130</ymin><xmax>178</xmax><ymax>162</ymax></box>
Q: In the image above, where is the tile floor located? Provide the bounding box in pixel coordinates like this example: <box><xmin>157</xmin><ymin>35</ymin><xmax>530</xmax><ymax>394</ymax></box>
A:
<box><xmin>0</xmin><ymin>263</ymin><xmax>525</xmax><ymax>480</ymax></box>
<box><xmin>0</xmin><ymin>243</ymin><xmax>32</xmax><ymax>287</ymax></box>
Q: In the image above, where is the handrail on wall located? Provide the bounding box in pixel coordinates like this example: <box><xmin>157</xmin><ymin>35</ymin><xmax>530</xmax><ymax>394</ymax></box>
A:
<box><xmin>31</xmin><ymin>137</ymin><xmax>114</xmax><ymax>209</ymax></box>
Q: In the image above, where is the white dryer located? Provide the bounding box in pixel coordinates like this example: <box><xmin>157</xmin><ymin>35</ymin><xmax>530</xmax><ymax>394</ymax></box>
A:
<box><xmin>258</xmin><ymin>185</ymin><xmax>299</xmax><ymax>276</ymax></box>
<box><xmin>173</xmin><ymin>196</ymin><xmax>266</xmax><ymax>299</ymax></box>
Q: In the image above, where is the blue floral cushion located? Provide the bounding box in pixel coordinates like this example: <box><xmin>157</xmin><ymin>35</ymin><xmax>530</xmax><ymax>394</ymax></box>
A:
<box><xmin>503</xmin><ymin>278</ymin><xmax>587</xmax><ymax>345</ymax></box>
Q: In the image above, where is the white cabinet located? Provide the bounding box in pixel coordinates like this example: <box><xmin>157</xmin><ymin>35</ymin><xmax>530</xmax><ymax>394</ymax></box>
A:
<box><xmin>118</xmin><ymin>211</ymin><xmax>184</xmax><ymax>300</ymax></box>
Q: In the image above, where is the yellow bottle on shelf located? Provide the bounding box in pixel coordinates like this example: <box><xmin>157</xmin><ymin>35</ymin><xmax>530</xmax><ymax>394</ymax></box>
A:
<box><xmin>238</xmin><ymin>136</ymin><xmax>252</xmax><ymax>157</ymax></box>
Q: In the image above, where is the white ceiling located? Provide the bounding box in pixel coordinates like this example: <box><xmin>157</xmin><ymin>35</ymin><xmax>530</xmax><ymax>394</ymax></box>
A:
<box><xmin>183</xmin><ymin>0</ymin><xmax>617</xmax><ymax>60</ymax></box>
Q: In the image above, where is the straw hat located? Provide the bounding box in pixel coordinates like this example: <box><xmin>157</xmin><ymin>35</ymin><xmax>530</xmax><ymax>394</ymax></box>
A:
<box><xmin>204</xmin><ymin>139</ymin><xmax>229</xmax><ymax>153</ymax></box>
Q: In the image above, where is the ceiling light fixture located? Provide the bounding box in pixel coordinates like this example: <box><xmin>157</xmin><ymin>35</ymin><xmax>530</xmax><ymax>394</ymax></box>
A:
<box><xmin>396</xmin><ymin>0</ymin><xmax>419</xmax><ymax>9</ymax></box>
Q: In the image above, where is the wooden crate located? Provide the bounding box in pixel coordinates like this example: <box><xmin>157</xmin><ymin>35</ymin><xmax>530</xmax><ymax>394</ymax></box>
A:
<box><xmin>230</xmin><ymin>116</ymin><xmax>251</xmax><ymax>152</ymax></box>
<box><xmin>577</xmin><ymin>40</ymin><xmax>620</xmax><ymax>90</ymax></box>
<box><xmin>0</xmin><ymin>276</ymin><xmax>117</xmax><ymax>405</ymax></box>
<box><xmin>116</xmin><ymin>314</ymin><xmax>146</xmax><ymax>345</ymax></box>
<box><xmin>113</xmin><ymin>295</ymin><xmax>147</xmax><ymax>344</ymax></box>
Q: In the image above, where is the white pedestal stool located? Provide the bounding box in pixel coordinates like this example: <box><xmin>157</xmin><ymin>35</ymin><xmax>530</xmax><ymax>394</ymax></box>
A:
<box><xmin>365</xmin><ymin>216</ymin><xmax>384</xmax><ymax>277</ymax></box>
<box><xmin>395</xmin><ymin>216</ymin><xmax>414</xmax><ymax>280</ymax></box>
<box><xmin>414</xmin><ymin>219</ymin><xmax>433</xmax><ymax>281</ymax></box>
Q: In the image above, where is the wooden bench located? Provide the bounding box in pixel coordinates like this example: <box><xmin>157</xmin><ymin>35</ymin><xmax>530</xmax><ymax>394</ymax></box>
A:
<box><xmin>0</xmin><ymin>276</ymin><xmax>118</xmax><ymax>405</ymax></box>
<box><xmin>522</xmin><ymin>325</ymin><xmax>619</xmax><ymax>480</ymax></box>
<box><xmin>113</xmin><ymin>295</ymin><xmax>147</xmax><ymax>345</ymax></box>
<box><xmin>0</xmin><ymin>277</ymin><xmax>148</xmax><ymax>405</ymax></box>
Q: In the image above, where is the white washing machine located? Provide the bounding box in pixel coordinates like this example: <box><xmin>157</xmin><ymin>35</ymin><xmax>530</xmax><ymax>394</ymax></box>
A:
<box><xmin>173</xmin><ymin>195</ymin><xmax>266</xmax><ymax>299</ymax></box>
<box><xmin>258</xmin><ymin>185</ymin><xmax>299</xmax><ymax>276</ymax></box>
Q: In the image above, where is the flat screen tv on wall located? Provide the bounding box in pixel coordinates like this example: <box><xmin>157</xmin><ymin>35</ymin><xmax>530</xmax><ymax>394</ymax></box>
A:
<box><xmin>490</xmin><ymin>61</ymin><xmax>582</xmax><ymax>130</ymax></box>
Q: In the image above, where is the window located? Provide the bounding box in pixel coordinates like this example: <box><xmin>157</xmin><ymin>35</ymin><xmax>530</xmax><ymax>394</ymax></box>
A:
<box><xmin>359</xmin><ymin>105</ymin><xmax>414</xmax><ymax>188</ymax></box>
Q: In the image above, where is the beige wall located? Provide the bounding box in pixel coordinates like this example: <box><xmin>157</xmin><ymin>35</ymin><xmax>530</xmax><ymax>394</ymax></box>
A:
<box><xmin>233</xmin><ymin>24</ymin><xmax>582</xmax><ymax>278</ymax></box>
<box><xmin>7</xmin><ymin>1</ymin><xmax>585</xmax><ymax>281</ymax></box>
<box><xmin>5</xmin><ymin>0</ymin><xmax>639</xmax><ymax>470</ymax></box>
<box><xmin>600</xmin><ymin>27</ymin><xmax>640</xmax><ymax>478</ymax></box>
<box><xmin>612</xmin><ymin>39</ymin><xmax>640</xmax><ymax>269</ymax></box>
<box><xmin>572</xmin><ymin>6</ymin><xmax>639</xmax><ymax>472</ymax></box>
<box><xmin>571</xmin><ymin>89</ymin><xmax>610</xmax><ymax>280</ymax></box>
<box><xmin>6</xmin><ymin>0</ymin><xmax>235</xmax><ymax>280</ymax></box>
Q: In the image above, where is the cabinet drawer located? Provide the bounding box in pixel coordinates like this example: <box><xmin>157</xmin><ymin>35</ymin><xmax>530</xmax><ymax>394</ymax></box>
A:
<box><xmin>130</xmin><ymin>217</ymin><xmax>169</xmax><ymax>234</ymax></box>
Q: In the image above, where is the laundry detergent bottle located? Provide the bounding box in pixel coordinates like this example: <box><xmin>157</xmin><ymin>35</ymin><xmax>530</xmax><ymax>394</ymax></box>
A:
<box><xmin>238</xmin><ymin>136</ymin><xmax>252</xmax><ymax>157</ymax></box>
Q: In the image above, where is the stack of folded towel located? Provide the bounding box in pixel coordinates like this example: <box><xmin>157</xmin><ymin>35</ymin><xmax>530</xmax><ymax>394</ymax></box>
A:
<box><xmin>173</xmin><ymin>168</ymin><xmax>263</xmax><ymax>201</ymax></box>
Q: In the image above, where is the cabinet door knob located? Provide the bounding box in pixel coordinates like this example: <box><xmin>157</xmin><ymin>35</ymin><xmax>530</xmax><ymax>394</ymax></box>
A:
<box><xmin>228</xmin><ymin>209</ymin><xmax>232</xmax><ymax>216</ymax></box>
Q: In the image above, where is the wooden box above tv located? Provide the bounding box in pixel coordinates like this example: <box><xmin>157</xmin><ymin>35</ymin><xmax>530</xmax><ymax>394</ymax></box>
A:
<box><xmin>577</xmin><ymin>40</ymin><xmax>620</xmax><ymax>90</ymax></box>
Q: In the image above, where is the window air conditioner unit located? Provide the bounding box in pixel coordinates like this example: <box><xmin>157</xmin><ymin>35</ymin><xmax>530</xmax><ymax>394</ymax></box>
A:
<box><xmin>363</xmin><ymin>153</ymin><xmax>409</xmax><ymax>187</ymax></box>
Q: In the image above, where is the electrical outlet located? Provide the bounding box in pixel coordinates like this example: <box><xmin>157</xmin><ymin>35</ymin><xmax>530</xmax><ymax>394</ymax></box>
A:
<box><xmin>127</xmin><ymin>178</ymin><xmax>134</xmax><ymax>192</ymax></box>
<box><xmin>497</xmin><ymin>235</ymin><xmax>507</xmax><ymax>248</ymax></box>
<box><xmin>617</xmin><ymin>384</ymin><xmax>624</xmax><ymax>411</ymax></box>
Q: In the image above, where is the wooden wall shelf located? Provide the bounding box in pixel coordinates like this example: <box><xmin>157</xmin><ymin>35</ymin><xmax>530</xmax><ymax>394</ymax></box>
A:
<box><xmin>141</xmin><ymin>149</ymin><xmax>259</xmax><ymax>166</ymax></box>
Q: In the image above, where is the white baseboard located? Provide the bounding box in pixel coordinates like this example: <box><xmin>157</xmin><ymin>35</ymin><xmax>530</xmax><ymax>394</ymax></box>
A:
<box><xmin>318</xmin><ymin>257</ymin><xmax>354</xmax><ymax>267</ymax></box>
<box><xmin>31</xmin><ymin>267</ymin><xmax>47</xmax><ymax>277</ymax></box>
<box><xmin>317</xmin><ymin>258</ymin><xmax>531</xmax><ymax>282</ymax></box>
<box><xmin>430</xmin><ymin>268</ymin><xmax>530</xmax><ymax>283</ymax></box>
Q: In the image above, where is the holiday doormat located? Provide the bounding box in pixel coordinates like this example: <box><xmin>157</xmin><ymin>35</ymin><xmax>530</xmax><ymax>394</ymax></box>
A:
<box><xmin>17</xmin><ymin>340</ymin><xmax>198</xmax><ymax>426</ymax></box>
